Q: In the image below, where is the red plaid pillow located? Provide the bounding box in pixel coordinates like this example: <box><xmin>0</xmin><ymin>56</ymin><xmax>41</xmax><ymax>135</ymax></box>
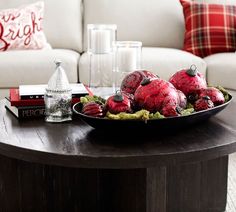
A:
<box><xmin>180</xmin><ymin>0</ymin><xmax>236</xmax><ymax>58</ymax></box>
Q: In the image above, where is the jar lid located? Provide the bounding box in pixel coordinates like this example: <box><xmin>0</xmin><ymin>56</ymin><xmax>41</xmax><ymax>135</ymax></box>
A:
<box><xmin>46</xmin><ymin>60</ymin><xmax>71</xmax><ymax>92</ymax></box>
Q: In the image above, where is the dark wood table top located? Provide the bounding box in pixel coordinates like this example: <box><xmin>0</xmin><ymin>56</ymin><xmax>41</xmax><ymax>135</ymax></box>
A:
<box><xmin>0</xmin><ymin>99</ymin><xmax>236</xmax><ymax>169</ymax></box>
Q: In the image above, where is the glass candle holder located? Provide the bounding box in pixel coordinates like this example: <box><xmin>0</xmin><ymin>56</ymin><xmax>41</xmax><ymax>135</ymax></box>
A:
<box><xmin>87</xmin><ymin>24</ymin><xmax>117</xmax><ymax>89</ymax></box>
<box><xmin>88</xmin><ymin>24</ymin><xmax>117</xmax><ymax>54</ymax></box>
<box><xmin>113</xmin><ymin>41</ymin><xmax>142</xmax><ymax>89</ymax></box>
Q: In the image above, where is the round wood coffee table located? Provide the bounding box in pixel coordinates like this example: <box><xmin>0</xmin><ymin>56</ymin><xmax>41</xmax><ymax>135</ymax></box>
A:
<box><xmin>0</xmin><ymin>99</ymin><xmax>236</xmax><ymax>212</ymax></box>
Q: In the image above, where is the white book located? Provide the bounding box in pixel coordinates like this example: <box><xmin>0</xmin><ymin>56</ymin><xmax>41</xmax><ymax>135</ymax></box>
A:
<box><xmin>19</xmin><ymin>83</ymin><xmax>89</xmax><ymax>99</ymax></box>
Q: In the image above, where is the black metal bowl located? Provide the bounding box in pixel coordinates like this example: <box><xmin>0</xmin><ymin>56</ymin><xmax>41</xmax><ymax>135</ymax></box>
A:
<box><xmin>73</xmin><ymin>95</ymin><xmax>233</xmax><ymax>131</ymax></box>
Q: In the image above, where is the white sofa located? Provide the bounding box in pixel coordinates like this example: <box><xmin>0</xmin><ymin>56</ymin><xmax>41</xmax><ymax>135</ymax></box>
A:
<box><xmin>0</xmin><ymin>0</ymin><xmax>235</xmax><ymax>99</ymax></box>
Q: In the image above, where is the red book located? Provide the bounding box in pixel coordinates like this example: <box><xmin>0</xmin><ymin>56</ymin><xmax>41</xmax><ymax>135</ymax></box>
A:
<box><xmin>10</xmin><ymin>89</ymin><xmax>44</xmax><ymax>106</ymax></box>
<box><xmin>5</xmin><ymin>97</ymin><xmax>45</xmax><ymax>119</ymax></box>
<box><xmin>10</xmin><ymin>86</ymin><xmax>93</xmax><ymax>107</ymax></box>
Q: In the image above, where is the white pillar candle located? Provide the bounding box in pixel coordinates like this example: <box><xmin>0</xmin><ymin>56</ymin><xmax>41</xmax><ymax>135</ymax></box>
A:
<box><xmin>91</xmin><ymin>29</ymin><xmax>111</xmax><ymax>54</ymax></box>
<box><xmin>117</xmin><ymin>48</ymin><xmax>137</xmax><ymax>72</ymax></box>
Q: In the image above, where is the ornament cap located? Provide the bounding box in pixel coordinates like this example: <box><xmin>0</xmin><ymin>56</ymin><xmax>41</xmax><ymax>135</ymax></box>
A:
<box><xmin>55</xmin><ymin>59</ymin><xmax>62</xmax><ymax>67</ymax></box>
<box><xmin>141</xmin><ymin>78</ymin><xmax>151</xmax><ymax>86</ymax></box>
<box><xmin>188</xmin><ymin>93</ymin><xmax>198</xmax><ymax>103</ymax></box>
<box><xmin>186</xmin><ymin>64</ymin><xmax>197</xmax><ymax>77</ymax></box>
<box><xmin>176</xmin><ymin>106</ymin><xmax>183</xmax><ymax>114</ymax></box>
<box><xmin>203</xmin><ymin>95</ymin><xmax>211</xmax><ymax>101</ymax></box>
<box><xmin>113</xmin><ymin>91</ymin><xmax>124</xmax><ymax>102</ymax></box>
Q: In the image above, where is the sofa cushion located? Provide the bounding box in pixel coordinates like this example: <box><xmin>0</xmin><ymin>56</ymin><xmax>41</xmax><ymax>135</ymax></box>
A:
<box><xmin>204</xmin><ymin>53</ymin><xmax>236</xmax><ymax>90</ymax></box>
<box><xmin>142</xmin><ymin>48</ymin><xmax>207</xmax><ymax>80</ymax></box>
<box><xmin>180</xmin><ymin>0</ymin><xmax>236</xmax><ymax>58</ymax></box>
<box><xmin>0</xmin><ymin>0</ymin><xmax>83</xmax><ymax>52</ymax></box>
<box><xmin>0</xmin><ymin>49</ymin><xmax>79</xmax><ymax>88</ymax></box>
<box><xmin>79</xmin><ymin>47</ymin><xmax>207</xmax><ymax>86</ymax></box>
<box><xmin>83</xmin><ymin>0</ymin><xmax>185</xmax><ymax>51</ymax></box>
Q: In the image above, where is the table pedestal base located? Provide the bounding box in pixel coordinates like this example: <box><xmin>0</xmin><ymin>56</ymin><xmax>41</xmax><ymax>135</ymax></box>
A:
<box><xmin>0</xmin><ymin>155</ymin><xmax>228</xmax><ymax>212</ymax></box>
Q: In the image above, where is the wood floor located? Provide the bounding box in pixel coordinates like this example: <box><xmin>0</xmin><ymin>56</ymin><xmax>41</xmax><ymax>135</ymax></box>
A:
<box><xmin>226</xmin><ymin>153</ymin><xmax>236</xmax><ymax>211</ymax></box>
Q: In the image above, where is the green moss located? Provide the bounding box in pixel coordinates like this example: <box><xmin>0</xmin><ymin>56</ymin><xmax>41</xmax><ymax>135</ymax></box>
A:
<box><xmin>216</xmin><ymin>86</ymin><xmax>230</xmax><ymax>102</ymax></box>
<box><xmin>181</xmin><ymin>108</ymin><xmax>195</xmax><ymax>116</ymax></box>
<box><xmin>149</xmin><ymin>111</ymin><xmax>165</xmax><ymax>119</ymax></box>
<box><xmin>186</xmin><ymin>102</ymin><xmax>194</xmax><ymax>109</ymax></box>
<box><xmin>80</xmin><ymin>95</ymin><xmax>106</xmax><ymax>105</ymax></box>
<box><xmin>80</xmin><ymin>97</ymin><xmax>89</xmax><ymax>104</ymax></box>
<box><xmin>106</xmin><ymin>110</ymin><xmax>150</xmax><ymax>121</ymax></box>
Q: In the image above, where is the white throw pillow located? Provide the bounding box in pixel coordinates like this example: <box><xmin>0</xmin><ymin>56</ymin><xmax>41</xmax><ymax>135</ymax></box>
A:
<box><xmin>0</xmin><ymin>1</ymin><xmax>51</xmax><ymax>51</ymax></box>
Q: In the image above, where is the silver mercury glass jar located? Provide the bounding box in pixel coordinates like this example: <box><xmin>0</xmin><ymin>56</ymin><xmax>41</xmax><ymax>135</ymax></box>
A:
<box><xmin>44</xmin><ymin>60</ymin><xmax>72</xmax><ymax>122</ymax></box>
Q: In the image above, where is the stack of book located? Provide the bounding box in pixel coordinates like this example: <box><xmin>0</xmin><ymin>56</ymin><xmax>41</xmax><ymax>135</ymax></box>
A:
<box><xmin>5</xmin><ymin>83</ymin><xmax>91</xmax><ymax>119</ymax></box>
